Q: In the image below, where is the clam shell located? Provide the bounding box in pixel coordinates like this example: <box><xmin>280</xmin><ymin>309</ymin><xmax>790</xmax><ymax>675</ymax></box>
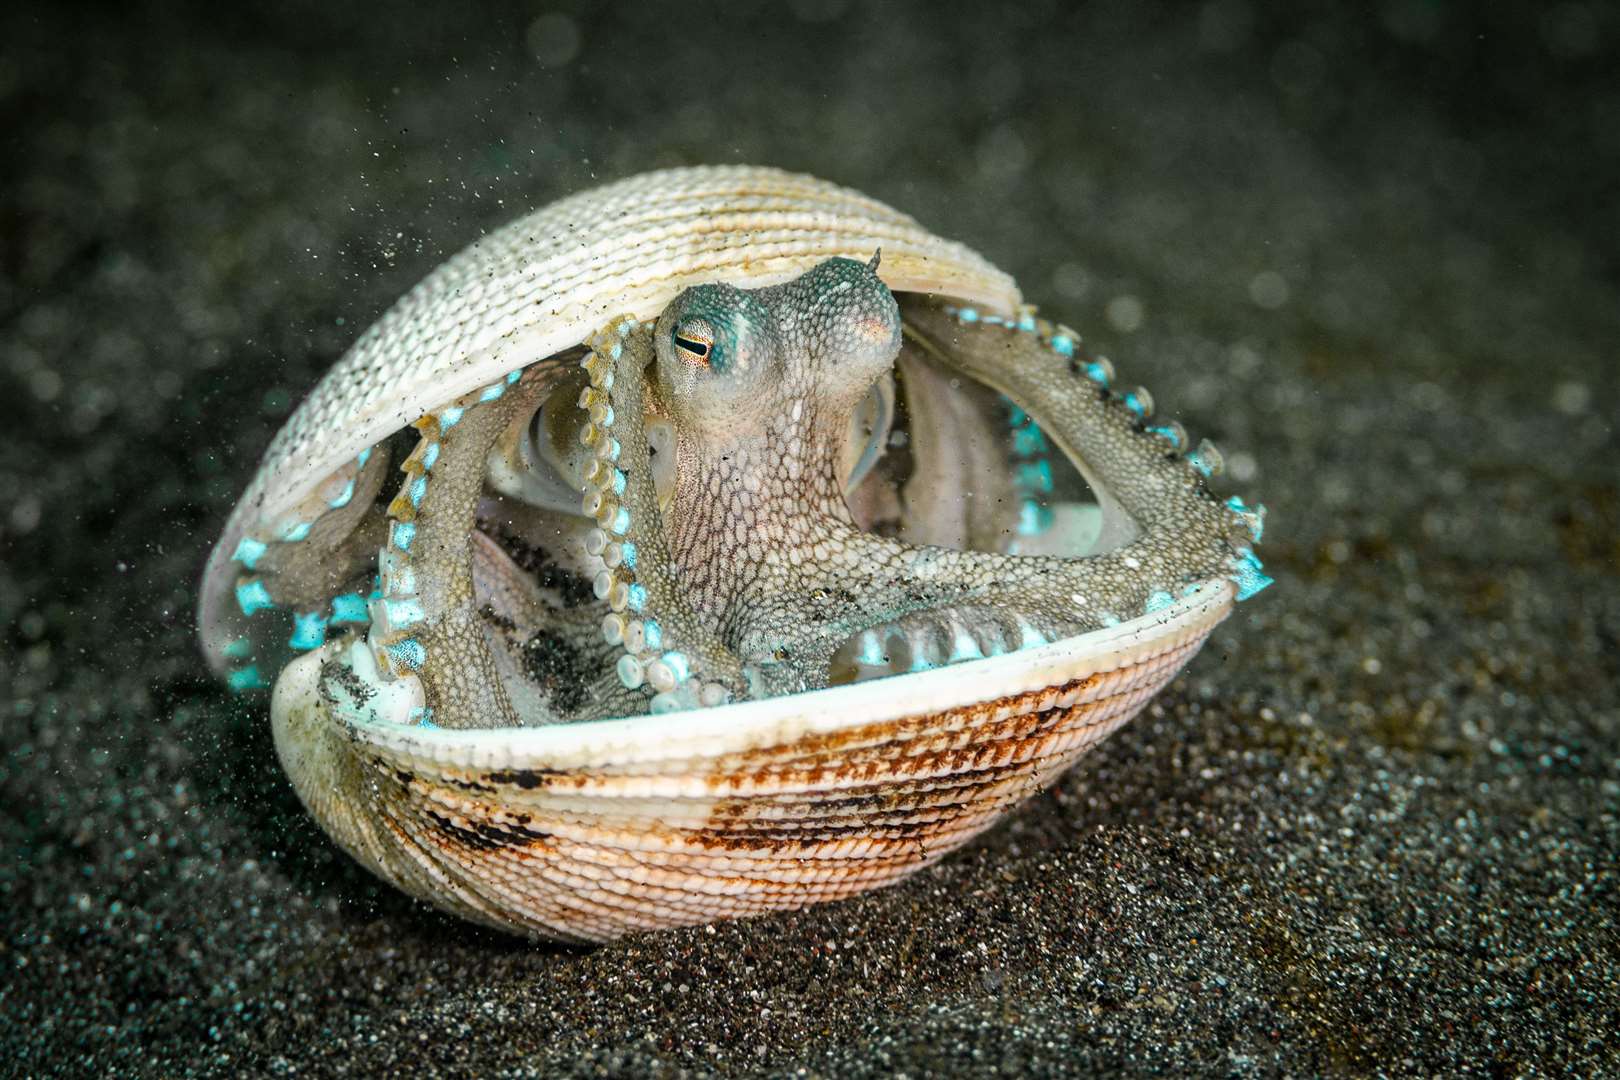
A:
<box><xmin>202</xmin><ymin>165</ymin><xmax>1249</xmax><ymax>941</ymax></box>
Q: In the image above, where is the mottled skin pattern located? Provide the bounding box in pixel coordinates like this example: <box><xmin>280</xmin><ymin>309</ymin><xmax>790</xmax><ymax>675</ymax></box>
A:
<box><xmin>651</xmin><ymin>257</ymin><xmax>912</xmax><ymax>683</ymax></box>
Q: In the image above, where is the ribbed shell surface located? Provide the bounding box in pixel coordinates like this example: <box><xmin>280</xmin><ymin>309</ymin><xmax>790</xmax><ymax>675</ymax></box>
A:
<box><xmin>200</xmin><ymin>166</ymin><xmax>1020</xmax><ymax>672</ymax></box>
<box><xmin>272</xmin><ymin>581</ymin><xmax>1233</xmax><ymax>942</ymax></box>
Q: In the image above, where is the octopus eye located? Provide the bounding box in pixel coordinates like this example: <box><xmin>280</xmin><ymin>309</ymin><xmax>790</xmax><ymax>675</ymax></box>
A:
<box><xmin>672</xmin><ymin>321</ymin><xmax>713</xmax><ymax>365</ymax></box>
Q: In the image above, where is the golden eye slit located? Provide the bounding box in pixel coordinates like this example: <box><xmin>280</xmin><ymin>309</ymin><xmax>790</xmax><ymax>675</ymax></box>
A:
<box><xmin>673</xmin><ymin>323</ymin><xmax>713</xmax><ymax>364</ymax></box>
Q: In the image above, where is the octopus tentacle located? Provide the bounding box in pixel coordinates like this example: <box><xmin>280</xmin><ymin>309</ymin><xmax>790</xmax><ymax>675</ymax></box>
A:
<box><xmin>880</xmin><ymin>296</ymin><xmax>1269</xmax><ymax>617</ymax></box>
<box><xmin>908</xmin><ymin>297</ymin><xmax>1257</xmax><ymax>546</ymax></box>
<box><xmin>365</xmin><ymin>370</ymin><xmax>546</xmax><ymax>728</ymax></box>
<box><xmin>575</xmin><ymin>318</ymin><xmax>754</xmax><ymax>712</ymax></box>
<box><xmin>220</xmin><ymin>447</ymin><xmax>390</xmax><ymax>689</ymax></box>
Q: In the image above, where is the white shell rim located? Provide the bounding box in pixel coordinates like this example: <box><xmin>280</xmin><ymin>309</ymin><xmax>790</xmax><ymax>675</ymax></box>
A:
<box><xmin>343</xmin><ymin>579</ymin><xmax>1235</xmax><ymax>771</ymax></box>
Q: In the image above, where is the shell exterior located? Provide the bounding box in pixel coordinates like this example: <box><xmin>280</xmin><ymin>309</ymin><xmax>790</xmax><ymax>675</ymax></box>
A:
<box><xmin>202</xmin><ymin>165</ymin><xmax>1255</xmax><ymax>942</ymax></box>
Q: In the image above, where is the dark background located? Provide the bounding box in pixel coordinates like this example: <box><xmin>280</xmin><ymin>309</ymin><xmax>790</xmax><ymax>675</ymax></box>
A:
<box><xmin>3</xmin><ymin>1</ymin><xmax>1616</xmax><ymax>1075</ymax></box>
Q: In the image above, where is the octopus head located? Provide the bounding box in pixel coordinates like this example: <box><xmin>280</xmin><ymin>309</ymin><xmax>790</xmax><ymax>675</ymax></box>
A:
<box><xmin>653</xmin><ymin>254</ymin><xmax>900</xmax><ymax>444</ymax></box>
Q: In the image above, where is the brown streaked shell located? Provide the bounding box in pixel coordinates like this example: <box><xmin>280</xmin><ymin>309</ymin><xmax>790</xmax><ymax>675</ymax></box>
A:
<box><xmin>272</xmin><ymin>580</ymin><xmax>1231</xmax><ymax>941</ymax></box>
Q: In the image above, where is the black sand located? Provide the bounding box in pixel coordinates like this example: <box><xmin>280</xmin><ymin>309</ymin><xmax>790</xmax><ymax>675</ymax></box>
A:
<box><xmin>3</xmin><ymin>2</ymin><xmax>1616</xmax><ymax>1075</ymax></box>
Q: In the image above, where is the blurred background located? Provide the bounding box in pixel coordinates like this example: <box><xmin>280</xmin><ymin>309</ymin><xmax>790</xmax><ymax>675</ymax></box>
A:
<box><xmin>2</xmin><ymin>1</ymin><xmax>1615</xmax><ymax>1074</ymax></box>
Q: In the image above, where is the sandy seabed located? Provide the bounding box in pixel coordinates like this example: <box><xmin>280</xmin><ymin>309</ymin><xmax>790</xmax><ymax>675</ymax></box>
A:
<box><xmin>2</xmin><ymin>2</ymin><xmax>1615</xmax><ymax>1075</ymax></box>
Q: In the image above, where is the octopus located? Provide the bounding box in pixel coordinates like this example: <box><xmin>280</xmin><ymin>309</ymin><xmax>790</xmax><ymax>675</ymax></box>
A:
<box><xmin>226</xmin><ymin>252</ymin><xmax>1262</xmax><ymax>728</ymax></box>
